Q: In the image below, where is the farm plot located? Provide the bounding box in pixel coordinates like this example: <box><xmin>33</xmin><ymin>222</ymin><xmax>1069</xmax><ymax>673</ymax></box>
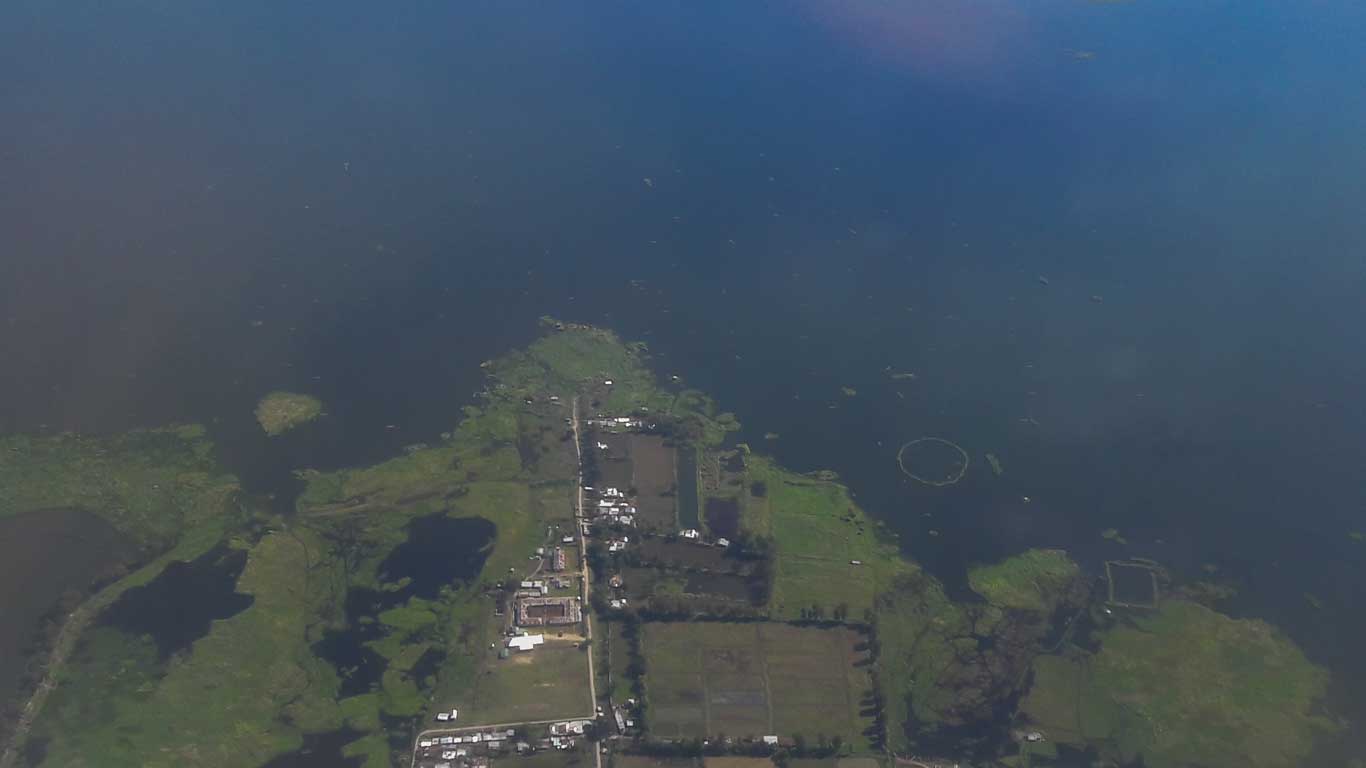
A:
<box><xmin>641</xmin><ymin>622</ymin><xmax>874</xmax><ymax>747</ymax></box>
<box><xmin>447</xmin><ymin>643</ymin><xmax>593</xmax><ymax>726</ymax></box>
<box><xmin>630</xmin><ymin>434</ymin><xmax>679</xmax><ymax>529</ymax></box>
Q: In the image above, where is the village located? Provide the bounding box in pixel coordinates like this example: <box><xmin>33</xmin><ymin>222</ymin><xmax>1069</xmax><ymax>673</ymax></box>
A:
<box><xmin>411</xmin><ymin>393</ymin><xmax>734</xmax><ymax>768</ymax></box>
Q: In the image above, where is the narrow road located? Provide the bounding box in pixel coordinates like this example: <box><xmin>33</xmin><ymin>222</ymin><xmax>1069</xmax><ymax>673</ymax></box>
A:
<box><xmin>572</xmin><ymin>395</ymin><xmax>605</xmax><ymax>768</ymax></box>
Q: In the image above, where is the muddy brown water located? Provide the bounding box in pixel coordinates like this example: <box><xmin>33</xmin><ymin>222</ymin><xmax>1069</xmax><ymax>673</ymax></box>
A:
<box><xmin>0</xmin><ymin>509</ymin><xmax>134</xmax><ymax>720</ymax></box>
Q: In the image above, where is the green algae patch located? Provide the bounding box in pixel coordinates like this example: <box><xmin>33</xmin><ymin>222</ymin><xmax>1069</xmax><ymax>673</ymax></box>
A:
<box><xmin>0</xmin><ymin>425</ymin><xmax>240</xmax><ymax>551</ymax></box>
<box><xmin>255</xmin><ymin>391</ymin><xmax>324</xmax><ymax>436</ymax></box>
<box><xmin>985</xmin><ymin>452</ymin><xmax>1003</xmax><ymax>476</ymax></box>
<box><xmin>969</xmin><ymin>549</ymin><xmax>1079</xmax><ymax>612</ymax></box>
<box><xmin>1022</xmin><ymin>600</ymin><xmax>1336</xmax><ymax>768</ymax></box>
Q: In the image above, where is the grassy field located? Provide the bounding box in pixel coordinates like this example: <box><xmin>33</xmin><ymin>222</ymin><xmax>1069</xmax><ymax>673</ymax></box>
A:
<box><xmin>444</xmin><ymin>642</ymin><xmax>594</xmax><ymax>726</ymax></box>
<box><xmin>641</xmin><ymin>622</ymin><xmax>874</xmax><ymax>749</ymax></box>
<box><xmin>606</xmin><ymin>621</ymin><xmax>635</xmax><ymax>704</ymax></box>
<box><xmin>1020</xmin><ymin>600</ymin><xmax>1336</xmax><ymax>768</ymax></box>
<box><xmin>744</xmin><ymin>456</ymin><xmax>907</xmax><ymax>621</ymax></box>
<box><xmin>615</xmin><ymin>756</ymin><xmax>701</xmax><ymax>768</ymax></box>
<box><xmin>967</xmin><ymin>549</ymin><xmax>1079</xmax><ymax>611</ymax></box>
<box><xmin>704</xmin><ymin>758</ymin><xmax>773</xmax><ymax>768</ymax></box>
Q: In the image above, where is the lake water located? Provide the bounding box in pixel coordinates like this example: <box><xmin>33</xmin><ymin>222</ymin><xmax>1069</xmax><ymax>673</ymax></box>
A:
<box><xmin>0</xmin><ymin>509</ymin><xmax>134</xmax><ymax>720</ymax></box>
<box><xmin>314</xmin><ymin>513</ymin><xmax>493</xmax><ymax>697</ymax></box>
<box><xmin>2</xmin><ymin>0</ymin><xmax>1365</xmax><ymax>756</ymax></box>
<box><xmin>101</xmin><ymin>543</ymin><xmax>254</xmax><ymax>657</ymax></box>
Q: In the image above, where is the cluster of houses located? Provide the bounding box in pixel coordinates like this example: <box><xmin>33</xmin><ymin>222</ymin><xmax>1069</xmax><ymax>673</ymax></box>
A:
<box><xmin>586</xmin><ymin>416</ymin><xmax>644</xmax><ymax>431</ymax></box>
<box><xmin>417</xmin><ymin>720</ymin><xmax>595</xmax><ymax>762</ymax></box>
<box><xmin>414</xmin><ymin>718</ymin><xmax>596</xmax><ymax>768</ymax></box>
<box><xmin>589</xmin><ymin>485</ymin><xmax>637</xmax><ymax>528</ymax></box>
<box><xmin>416</xmin><ymin>727</ymin><xmax>515</xmax><ymax>768</ymax></box>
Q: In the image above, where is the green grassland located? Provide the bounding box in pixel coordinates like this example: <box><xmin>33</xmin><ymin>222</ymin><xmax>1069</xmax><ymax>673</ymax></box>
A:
<box><xmin>641</xmin><ymin>622</ymin><xmax>875</xmax><ymax>749</ymax></box>
<box><xmin>606</xmin><ymin>621</ymin><xmax>635</xmax><ymax>704</ymax></box>
<box><xmin>444</xmin><ymin>643</ymin><xmax>594</xmax><ymax>726</ymax></box>
<box><xmin>743</xmin><ymin>456</ymin><xmax>907</xmax><ymax>620</ymax></box>
<box><xmin>254</xmin><ymin>391</ymin><xmax>324</xmax><ymax>436</ymax></box>
<box><xmin>1021</xmin><ymin>600</ymin><xmax>1336</xmax><ymax>768</ymax></box>
<box><xmin>31</xmin><ymin>529</ymin><xmax>347</xmax><ymax>768</ymax></box>
<box><xmin>967</xmin><ymin>549</ymin><xmax>1079</xmax><ymax>611</ymax></box>
<box><xmin>615</xmin><ymin>756</ymin><xmax>702</xmax><ymax>768</ymax></box>
<box><xmin>0</xmin><ymin>425</ymin><xmax>240</xmax><ymax>551</ymax></box>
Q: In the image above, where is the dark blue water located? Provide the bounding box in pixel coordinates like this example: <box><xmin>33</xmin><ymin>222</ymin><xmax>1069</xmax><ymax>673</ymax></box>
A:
<box><xmin>3</xmin><ymin>0</ymin><xmax>1365</xmax><ymax>750</ymax></box>
<box><xmin>313</xmin><ymin>513</ymin><xmax>492</xmax><ymax>696</ymax></box>
<box><xmin>101</xmin><ymin>543</ymin><xmax>253</xmax><ymax>657</ymax></box>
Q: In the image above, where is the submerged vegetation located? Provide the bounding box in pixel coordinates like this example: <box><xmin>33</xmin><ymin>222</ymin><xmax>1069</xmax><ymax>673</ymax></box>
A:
<box><xmin>255</xmin><ymin>391</ymin><xmax>324</xmax><ymax>436</ymax></box>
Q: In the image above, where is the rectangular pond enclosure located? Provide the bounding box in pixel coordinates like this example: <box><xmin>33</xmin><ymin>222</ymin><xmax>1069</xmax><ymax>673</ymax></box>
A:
<box><xmin>675</xmin><ymin>444</ymin><xmax>701</xmax><ymax>529</ymax></box>
<box><xmin>1106</xmin><ymin>560</ymin><xmax>1161</xmax><ymax>608</ymax></box>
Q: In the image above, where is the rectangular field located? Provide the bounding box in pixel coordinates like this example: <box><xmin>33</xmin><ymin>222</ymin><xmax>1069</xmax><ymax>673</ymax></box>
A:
<box><xmin>597</xmin><ymin>433</ymin><xmax>635</xmax><ymax>490</ymax></box>
<box><xmin>630</xmin><ymin>434</ymin><xmax>678</xmax><ymax>529</ymax></box>
<box><xmin>445</xmin><ymin>643</ymin><xmax>592</xmax><ymax>726</ymax></box>
<box><xmin>641</xmin><ymin>622</ymin><xmax>874</xmax><ymax>747</ymax></box>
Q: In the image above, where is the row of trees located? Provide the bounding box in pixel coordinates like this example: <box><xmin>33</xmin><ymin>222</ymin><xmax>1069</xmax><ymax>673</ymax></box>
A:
<box><xmin>629</xmin><ymin>732</ymin><xmax>852</xmax><ymax>759</ymax></box>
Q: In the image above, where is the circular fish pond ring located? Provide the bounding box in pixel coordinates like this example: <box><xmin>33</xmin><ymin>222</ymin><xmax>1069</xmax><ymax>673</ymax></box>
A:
<box><xmin>897</xmin><ymin>437</ymin><xmax>970</xmax><ymax>487</ymax></box>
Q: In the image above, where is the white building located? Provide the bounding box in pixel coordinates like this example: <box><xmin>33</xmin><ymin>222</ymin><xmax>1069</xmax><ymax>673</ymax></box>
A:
<box><xmin>507</xmin><ymin>634</ymin><xmax>545</xmax><ymax>652</ymax></box>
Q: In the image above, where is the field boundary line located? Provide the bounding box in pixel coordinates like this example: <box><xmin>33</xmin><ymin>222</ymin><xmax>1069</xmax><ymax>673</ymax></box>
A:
<box><xmin>757</xmin><ymin>623</ymin><xmax>775</xmax><ymax>734</ymax></box>
<box><xmin>699</xmin><ymin>644</ymin><xmax>712</xmax><ymax>737</ymax></box>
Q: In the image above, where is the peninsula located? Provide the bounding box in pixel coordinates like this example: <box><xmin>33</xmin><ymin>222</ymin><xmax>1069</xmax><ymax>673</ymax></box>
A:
<box><xmin>0</xmin><ymin>322</ymin><xmax>1336</xmax><ymax>768</ymax></box>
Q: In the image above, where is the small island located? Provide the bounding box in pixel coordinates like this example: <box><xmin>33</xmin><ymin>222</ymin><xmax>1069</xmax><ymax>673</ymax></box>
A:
<box><xmin>254</xmin><ymin>391</ymin><xmax>323</xmax><ymax>436</ymax></box>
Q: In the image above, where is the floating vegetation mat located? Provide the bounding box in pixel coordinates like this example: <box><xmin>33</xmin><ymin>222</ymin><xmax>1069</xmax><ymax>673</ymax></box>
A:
<box><xmin>897</xmin><ymin>437</ymin><xmax>969</xmax><ymax>487</ymax></box>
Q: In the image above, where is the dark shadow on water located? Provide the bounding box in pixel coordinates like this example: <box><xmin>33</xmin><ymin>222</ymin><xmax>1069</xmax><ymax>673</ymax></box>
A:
<box><xmin>312</xmin><ymin>586</ymin><xmax>389</xmax><ymax>698</ymax></box>
<box><xmin>315</xmin><ymin>513</ymin><xmax>493</xmax><ymax>696</ymax></box>
<box><xmin>100</xmin><ymin>543</ymin><xmax>253</xmax><ymax>658</ymax></box>
<box><xmin>410</xmin><ymin>646</ymin><xmax>446</xmax><ymax>686</ymax></box>
<box><xmin>259</xmin><ymin>728</ymin><xmax>364</xmax><ymax>768</ymax></box>
<box><xmin>378</xmin><ymin>514</ymin><xmax>496</xmax><ymax>599</ymax></box>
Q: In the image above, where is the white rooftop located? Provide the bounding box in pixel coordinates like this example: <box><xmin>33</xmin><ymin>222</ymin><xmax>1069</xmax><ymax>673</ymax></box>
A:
<box><xmin>507</xmin><ymin>634</ymin><xmax>545</xmax><ymax>651</ymax></box>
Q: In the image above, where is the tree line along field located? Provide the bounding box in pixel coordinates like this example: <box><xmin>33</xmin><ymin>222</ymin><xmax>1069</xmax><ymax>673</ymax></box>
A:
<box><xmin>638</xmin><ymin>622</ymin><xmax>876</xmax><ymax>750</ymax></box>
